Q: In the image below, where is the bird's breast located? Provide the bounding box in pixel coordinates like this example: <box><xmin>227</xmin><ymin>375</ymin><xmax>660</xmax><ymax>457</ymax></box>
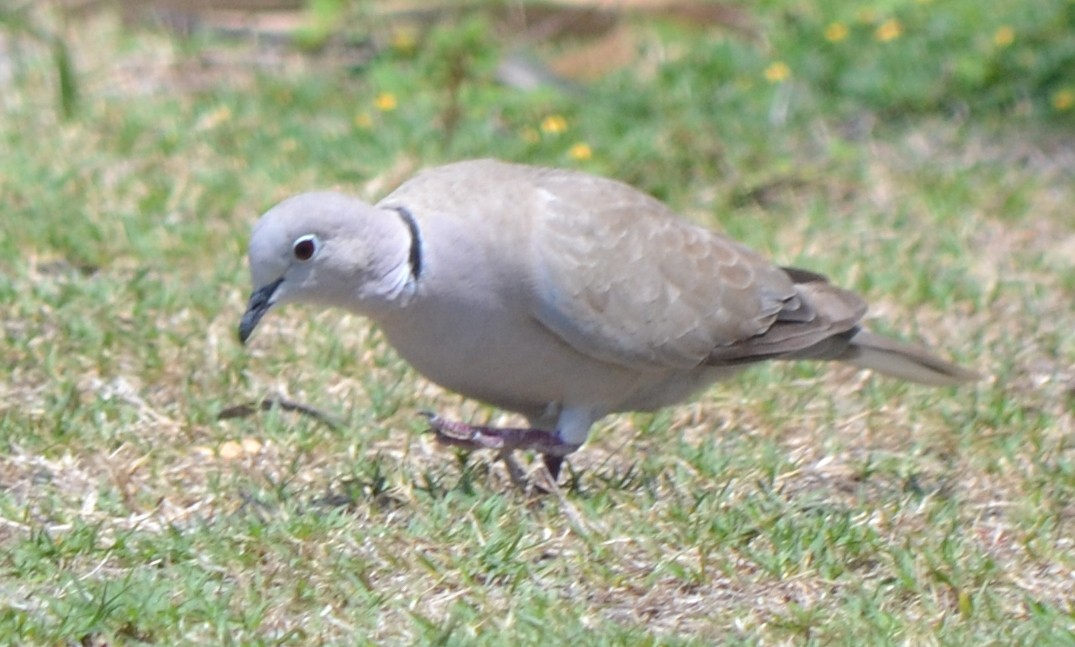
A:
<box><xmin>374</xmin><ymin>294</ymin><xmax>646</xmax><ymax>416</ymax></box>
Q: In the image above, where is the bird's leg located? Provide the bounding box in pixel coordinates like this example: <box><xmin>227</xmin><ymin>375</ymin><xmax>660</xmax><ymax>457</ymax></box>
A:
<box><xmin>543</xmin><ymin>454</ymin><xmax>565</xmax><ymax>481</ymax></box>
<box><xmin>422</xmin><ymin>413</ymin><xmax>579</xmax><ymax>456</ymax></box>
<box><xmin>499</xmin><ymin>451</ymin><xmax>529</xmax><ymax>490</ymax></box>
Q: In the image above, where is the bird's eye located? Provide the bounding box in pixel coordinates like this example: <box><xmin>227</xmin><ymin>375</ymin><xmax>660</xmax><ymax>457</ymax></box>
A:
<box><xmin>292</xmin><ymin>234</ymin><xmax>319</xmax><ymax>261</ymax></box>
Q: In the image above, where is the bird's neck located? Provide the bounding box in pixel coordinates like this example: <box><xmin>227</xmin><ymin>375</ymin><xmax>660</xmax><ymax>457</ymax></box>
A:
<box><xmin>349</xmin><ymin>206</ymin><xmax>423</xmax><ymax>315</ymax></box>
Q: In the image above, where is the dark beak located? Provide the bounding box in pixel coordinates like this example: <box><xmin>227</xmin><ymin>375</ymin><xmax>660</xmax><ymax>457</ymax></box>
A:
<box><xmin>238</xmin><ymin>277</ymin><xmax>284</xmax><ymax>344</ymax></box>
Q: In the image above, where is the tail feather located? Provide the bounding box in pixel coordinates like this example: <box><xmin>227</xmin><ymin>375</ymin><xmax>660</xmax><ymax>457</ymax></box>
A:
<box><xmin>747</xmin><ymin>268</ymin><xmax>978</xmax><ymax>386</ymax></box>
<box><xmin>839</xmin><ymin>328</ymin><xmax>980</xmax><ymax>386</ymax></box>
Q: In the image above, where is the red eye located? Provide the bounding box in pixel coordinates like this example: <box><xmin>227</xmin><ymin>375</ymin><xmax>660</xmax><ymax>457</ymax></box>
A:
<box><xmin>293</xmin><ymin>235</ymin><xmax>318</xmax><ymax>261</ymax></box>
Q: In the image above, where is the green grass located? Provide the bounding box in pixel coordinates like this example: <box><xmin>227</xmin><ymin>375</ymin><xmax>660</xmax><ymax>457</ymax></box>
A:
<box><xmin>2</xmin><ymin>2</ymin><xmax>1074</xmax><ymax>644</ymax></box>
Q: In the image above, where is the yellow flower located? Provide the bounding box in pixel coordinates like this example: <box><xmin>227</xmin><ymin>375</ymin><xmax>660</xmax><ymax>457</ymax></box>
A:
<box><xmin>197</xmin><ymin>105</ymin><xmax>231</xmax><ymax>130</ymax></box>
<box><xmin>1052</xmin><ymin>89</ymin><xmax>1074</xmax><ymax>111</ymax></box>
<box><xmin>824</xmin><ymin>22</ymin><xmax>849</xmax><ymax>43</ymax></box>
<box><xmin>541</xmin><ymin>115</ymin><xmax>568</xmax><ymax>134</ymax></box>
<box><xmin>390</xmin><ymin>27</ymin><xmax>418</xmax><ymax>54</ymax></box>
<box><xmin>993</xmin><ymin>26</ymin><xmax>1015</xmax><ymax>47</ymax></box>
<box><xmin>764</xmin><ymin>61</ymin><xmax>791</xmax><ymax>83</ymax></box>
<box><xmin>354</xmin><ymin>113</ymin><xmax>373</xmax><ymax>129</ymax></box>
<box><xmin>875</xmin><ymin>19</ymin><xmax>902</xmax><ymax>42</ymax></box>
<box><xmin>374</xmin><ymin>92</ymin><xmax>397</xmax><ymax>112</ymax></box>
<box><xmin>568</xmin><ymin>142</ymin><xmax>592</xmax><ymax>160</ymax></box>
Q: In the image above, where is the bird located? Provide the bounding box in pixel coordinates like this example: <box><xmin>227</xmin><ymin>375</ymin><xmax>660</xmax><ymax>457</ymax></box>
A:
<box><xmin>238</xmin><ymin>159</ymin><xmax>978</xmax><ymax>481</ymax></box>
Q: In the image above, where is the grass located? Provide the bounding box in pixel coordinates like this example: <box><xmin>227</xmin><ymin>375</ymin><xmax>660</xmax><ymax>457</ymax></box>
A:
<box><xmin>2</xmin><ymin>2</ymin><xmax>1074</xmax><ymax>644</ymax></box>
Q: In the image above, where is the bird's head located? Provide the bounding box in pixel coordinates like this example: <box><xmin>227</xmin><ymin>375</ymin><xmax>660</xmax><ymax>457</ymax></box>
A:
<box><xmin>238</xmin><ymin>191</ymin><xmax>414</xmax><ymax>344</ymax></box>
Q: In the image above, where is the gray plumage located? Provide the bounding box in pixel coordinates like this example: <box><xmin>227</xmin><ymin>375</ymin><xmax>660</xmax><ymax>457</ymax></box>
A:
<box><xmin>239</xmin><ymin>159</ymin><xmax>977</xmax><ymax>469</ymax></box>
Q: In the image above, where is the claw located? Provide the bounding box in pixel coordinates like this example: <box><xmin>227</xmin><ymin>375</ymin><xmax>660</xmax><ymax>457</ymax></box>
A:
<box><xmin>543</xmin><ymin>454</ymin><xmax>565</xmax><ymax>481</ymax></box>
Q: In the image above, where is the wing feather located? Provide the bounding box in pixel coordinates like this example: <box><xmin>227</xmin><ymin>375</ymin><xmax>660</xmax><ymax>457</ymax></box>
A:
<box><xmin>530</xmin><ymin>170</ymin><xmax>797</xmax><ymax>369</ymax></box>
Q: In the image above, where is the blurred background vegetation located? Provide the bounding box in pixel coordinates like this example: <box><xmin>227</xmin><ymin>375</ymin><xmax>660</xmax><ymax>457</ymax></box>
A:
<box><xmin>7</xmin><ymin>0</ymin><xmax>1075</xmax><ymax>121</ymax></box>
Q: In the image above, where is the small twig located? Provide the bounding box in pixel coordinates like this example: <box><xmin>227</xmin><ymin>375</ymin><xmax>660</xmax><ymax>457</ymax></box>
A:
<box><xmin>545</xmin><ymin>471</ymin><xmax>602</xmax><ymax>539</ymax></box>
<box><xmin>217</xmin><ymin>397</ymin><xmax>342</xmax><ymax>431</ymax></box>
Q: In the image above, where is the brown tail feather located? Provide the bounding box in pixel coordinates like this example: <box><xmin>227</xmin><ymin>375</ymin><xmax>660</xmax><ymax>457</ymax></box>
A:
<box><xmin>839</xmin><ymin>328</ymin><xmax>980</xmax><ymax>386</ymax></box>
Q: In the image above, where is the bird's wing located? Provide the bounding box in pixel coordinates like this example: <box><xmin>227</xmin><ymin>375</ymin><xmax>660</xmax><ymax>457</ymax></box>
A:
<box><xmin>528</xmin><ymin>169</ymin><xmax>861</xmax><ymax>370</ymax></box>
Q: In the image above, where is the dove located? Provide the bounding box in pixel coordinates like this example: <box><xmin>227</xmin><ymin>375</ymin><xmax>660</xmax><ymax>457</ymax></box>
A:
<box><xmin>238</xmin><ymin>159</ymin><xmax>977</xmax><ymax>479</ymax></box>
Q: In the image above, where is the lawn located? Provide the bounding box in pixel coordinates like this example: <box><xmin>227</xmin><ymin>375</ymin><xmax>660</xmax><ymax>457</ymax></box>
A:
<box><xmin>1</xmin><ymin>1</ymin><xmax>1074</xmax><ymax>644</ymax></box>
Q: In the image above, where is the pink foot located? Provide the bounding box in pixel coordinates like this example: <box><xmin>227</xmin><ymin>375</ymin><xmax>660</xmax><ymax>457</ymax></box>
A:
<box><xmin>422</xmin><ymin>413</ymin><xmax>577</xmax><ymax>456</ymax></box>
